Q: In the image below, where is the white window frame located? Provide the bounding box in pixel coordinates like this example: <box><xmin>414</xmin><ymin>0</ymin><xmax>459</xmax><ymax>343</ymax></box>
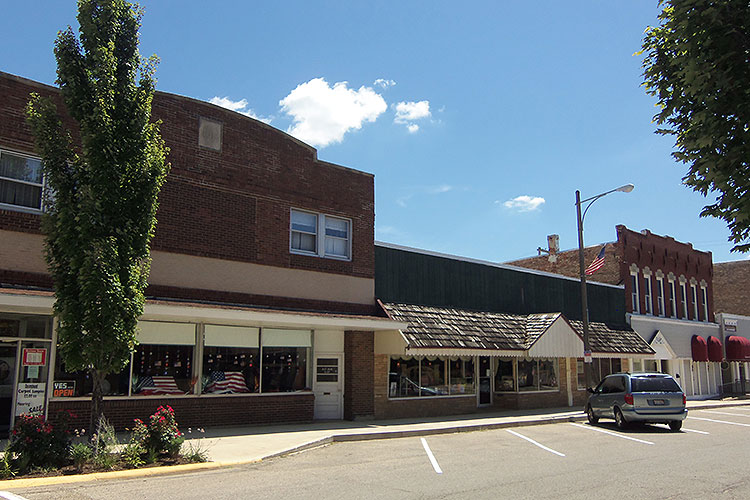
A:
<box><xmin>643</xmin><ymin>275</ymin><xmax>653</xmax><ymax>315</ymax></box>
<box><xmin>656</xmin><ymin>275</ymin><xmax>665</xmax><ymax>316</ymax></box>
<box><xmin>701</xmin><ymin>284</ymin><xmax>709</xmax><ymax>322</ymax></box>
<box><xmin>668</xmin><ymin>275</ymin><xmax>677</xmax><ymax>318</ymax></box>
<box><xmin>290</xmin><ymin>208</ymin><xmax>352</xmax><ymax>261</ymax></box>
<box><xmin>0</xmin><ymin>149</ymin><xmax>46</xmax><ymax>213</ymax></box>
<box><xmin>630</xmin><ymin>268</ymin><xmax>640</xmax><ymax>314</ymax></box>
<box><xmin>691</xmin><ymin>283</ymin><xmax>699</xmax><ymax>321</ymax></box>
<box><xmin>680</xmin><ymin>279</ymin><xmax>688</xmax><ymax>319</ymax></box>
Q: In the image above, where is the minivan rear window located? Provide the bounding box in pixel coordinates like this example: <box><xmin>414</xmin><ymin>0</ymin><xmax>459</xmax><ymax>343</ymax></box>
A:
<box><xmin>631</xmin><ymin>377</ymin><xmax>681</xmax><ymax>393</ymax></box>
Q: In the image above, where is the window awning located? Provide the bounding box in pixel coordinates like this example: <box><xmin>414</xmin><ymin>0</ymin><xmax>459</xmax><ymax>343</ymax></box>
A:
<box><xmin>707</xmin><ymin>336</ymin><xmax>723</xmax><ymax>362</ymax></box>
<box><xmin>726</xmin><ymin>336</ymin><xmax>750</xmax><ymax>361</ymax></box>
<box><xmin>691</xmin><ymin>335</ymin><xmax>708</xmax><ymax>362</ymax></box>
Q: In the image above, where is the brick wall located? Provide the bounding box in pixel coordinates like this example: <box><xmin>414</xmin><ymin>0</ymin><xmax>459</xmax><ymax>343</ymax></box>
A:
<box><xmin>344</xmin><ymin>331</ymin><xmax>375</xmax><ymax>419</ymax></box>
<box><xmin>509</xmin><ymin>244</ymin><xmax>622</xmax><ymax>286</ymax></box>
<box><xmin>510</xmin><ymin>225</ymin><xmax>715</xmax><ymax>319</ymax></box>
<box><xmin>48</xmin><ymin>393</ymin><xmax>314</xmax><ymax>431</ymax></box>
<box><xmin>0</xmin><ymin>71</ymin><xmax>375</xmax><ymax>293</ymax></box>
<box><xmin>713</xmin><ymin>261</ymin><xmax>750</xmax><ymax>315</ymax></box>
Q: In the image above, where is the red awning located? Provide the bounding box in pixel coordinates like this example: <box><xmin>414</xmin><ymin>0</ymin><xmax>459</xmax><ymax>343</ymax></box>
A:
<box><xmin>726</xmin><ymin>336</ymin><xmax>750</xmax><ymax>361</ymax></box>
<box><xmin>707</xmin><ymin>336</ymin><xmax>723</xmax><ymax>362</ymax></box>
<box><xmin>691</xmin><ymin>335</ymin><xmax>709</xmax><ymax>362</ymax></box>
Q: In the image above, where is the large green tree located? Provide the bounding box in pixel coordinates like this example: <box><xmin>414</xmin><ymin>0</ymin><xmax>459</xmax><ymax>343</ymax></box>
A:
<box><xmin>641</xmin><ymin>0</ymin><xmax>750</xmax><ymax>252</ymax></box>
<box><xmin>26</xmin><ymin>0</ymin><xmax>169</xmax><ymax>430</ymax></box>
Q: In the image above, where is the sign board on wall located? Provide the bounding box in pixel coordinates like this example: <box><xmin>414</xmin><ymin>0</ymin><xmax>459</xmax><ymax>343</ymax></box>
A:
<box><xmin>53</xmin><ymin>381</ymin><xmax>76</xmax><ymax>397</ymax></box>
<box><xmin>15</xmin><ymin>382</ymin><xmax>46</xmax><ymax>416</ymax></box>
<box><xmin>22</xmin><ymin>348</ymin><xmax>47</xmax><ymax>366</ymax></box>
<box><xmin>725</xmin><ymin>319</ymin><xmax>738</xmax><ymax>332</ymax></box>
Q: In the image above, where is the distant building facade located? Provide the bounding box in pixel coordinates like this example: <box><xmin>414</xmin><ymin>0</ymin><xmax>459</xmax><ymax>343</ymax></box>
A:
<box><xmin>509</xmin><ymin>225</ymin><xmax>722</xmax><ymax>399</ymax></box>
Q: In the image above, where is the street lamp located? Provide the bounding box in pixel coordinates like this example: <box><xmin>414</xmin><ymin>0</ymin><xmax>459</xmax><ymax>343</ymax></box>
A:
<box><xmin>576</xmin><ymin>183</ymin><xmax>634</xmax><ymax>389</ymax></box>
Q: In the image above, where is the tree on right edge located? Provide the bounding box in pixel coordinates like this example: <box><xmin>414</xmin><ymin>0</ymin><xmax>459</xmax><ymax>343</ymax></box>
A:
<box><xmin>641</xmin><ymin>0</ymin><xmax>750</xmax><ymax>252</ymax></box>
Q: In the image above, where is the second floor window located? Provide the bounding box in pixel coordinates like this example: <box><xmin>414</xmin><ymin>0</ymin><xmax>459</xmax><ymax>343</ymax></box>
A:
<box><xmin>681</xmin><ymin>282</ymin><xmax>688</xmax><ymax>319</ymax></box>
<box><xmin>631</xmin><ymin>274</ymin><xmax>640</xmax><ymax>313</ymax></box>
<box><xmin>290</xmin><ymin>209</ymin><xmax>351</xmax><ymax>260</ymax></box>
<box><xmin>0</xmin><ymin>150</ymin><xmax>44</xmax><ymax>211</ymax></box>
<box><xmin>656</xmin><ymin>277</ymin><xmax>665</xmax><ymax>316</ymax></box>
<box><xmin>669</xmin><ymin>281</ymin><xmax>677</xmax><ymax>318</ymax></box>
<box><xmin>701</xmin><ymin>286</ymin><xmax>709</xmax><ymax>322</ymax></box>
<box><xmin>691</xmin><ymin>284</ymin><xmax>699</xmax><ymax>320</ymax></box>
<box><xmin>643</xmin><ymin>276</ymin><xmax>653</xmax><ymax>315</ymax></box>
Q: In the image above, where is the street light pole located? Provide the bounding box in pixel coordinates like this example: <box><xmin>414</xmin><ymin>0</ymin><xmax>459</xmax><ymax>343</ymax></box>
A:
<box><xmin>576</xmin><ymin>184</ymin><xmax>634</xmax><ymax>390</ymax></box>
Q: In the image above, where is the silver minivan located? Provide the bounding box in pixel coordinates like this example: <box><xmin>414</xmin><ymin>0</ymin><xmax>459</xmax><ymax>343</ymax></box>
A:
<box><xmin>586</xmin><ymin>373</ymin><xmax>687</xmax><ymax>431</ymax></box>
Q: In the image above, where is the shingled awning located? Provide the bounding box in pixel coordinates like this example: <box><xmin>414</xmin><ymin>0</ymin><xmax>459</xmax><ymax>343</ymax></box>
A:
<box><xmin>381</xmin><ymin>302</ymin><xmax>654</xmax><ymax>357</ymax></box>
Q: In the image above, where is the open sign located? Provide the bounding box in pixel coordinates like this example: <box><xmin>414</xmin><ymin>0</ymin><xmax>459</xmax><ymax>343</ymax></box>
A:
<box><xmin>53</xmin><ymin>381</ymin><xmax>76</xmax><ymax>397</ymax></box>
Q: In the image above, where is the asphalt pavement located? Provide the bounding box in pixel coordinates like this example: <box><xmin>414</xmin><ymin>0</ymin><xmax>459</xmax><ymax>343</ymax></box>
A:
<box><xmin>1</xmin><ymin>397</ymin><xmax>748</xmax><ymax>490</ymax></box>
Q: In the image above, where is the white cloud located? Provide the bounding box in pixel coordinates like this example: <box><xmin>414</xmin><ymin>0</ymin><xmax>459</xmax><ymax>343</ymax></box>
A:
<box><xmin>374</xmin><ymin>78</ymin><xmax>396</xmax><ymax>89</ymax></box>
<box><xmin>501</xmin><ymin>195</ymin><xmax>546</xmax><ymax>212</ymax></box>
<box><xmin>279</xmin><ymin>78</ymin><xmax>387</xmax><ymax>148</ymax></box>
<box><xmin>393</xmin><ymin>100</ymin><xmax>431</xmax><ymax>132</ymax></box>
<box><xmin>428</xmin><ymin>184</ymin><xmax>453</xmax><ymax>194</ymax></box>
<box><xmin>394</xmin><ymin>100</ymin><xmax>431</xmax><ymax>123</ymax></box>
<box><xmin>209</xmin><ymin>96</ymin><xmax>271</xmax><ymax>123</ymax></box>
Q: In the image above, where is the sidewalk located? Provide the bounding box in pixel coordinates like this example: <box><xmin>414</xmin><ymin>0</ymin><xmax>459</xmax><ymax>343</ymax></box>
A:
<box><xmin>2</xmin><ymin>397</ymin><xmax>748</xmax><ymax>489</ymax></box>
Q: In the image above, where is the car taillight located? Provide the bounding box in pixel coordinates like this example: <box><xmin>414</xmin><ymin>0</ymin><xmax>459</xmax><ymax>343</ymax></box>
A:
<box><xmin>624</xmin><ymin>393</ymin><xmax>634</xmax><ymax>405</ymax></box>
<box><xmin>683</xmin><ymin>394</ymin><xmax>686</xmax><ymax>405</ymax></box>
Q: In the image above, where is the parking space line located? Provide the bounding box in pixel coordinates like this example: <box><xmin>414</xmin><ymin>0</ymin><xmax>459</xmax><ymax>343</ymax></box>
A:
<box><xmin>699</xmin><ymin>410</ymin><xmax>750</xmax><ymax>418</ymax></box>
<box><xmin>690</xmin><ymin>416</ymin><xmax>750</xmax><ymax>427</ymax></box>
<box><xmin>681</xmin><ymin>428</ymin><xmax>710</xmax><ymax>434</ymax></box>
<box><xmin>570</xmin><ymin>423</ymin><xmax>654</xmax><ymax>444</ymax></box>
<box><xmin>420</xmin><ymin>438</ymin><xmax>443</xmax><ymax>474</ymax></box>
<box><xmin>505</xmin><ymin>429</ymin><xmax>565</xmax><ymax>457</ymax></box>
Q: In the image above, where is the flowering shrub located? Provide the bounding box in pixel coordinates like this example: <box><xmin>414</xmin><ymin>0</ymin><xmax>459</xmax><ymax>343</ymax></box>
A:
<box><xmin>8</xmin><ymin>414</ymin><xmax>72</xmax><ymax>472</ymax></box>
<box><xmin>131</xmin><ymin>406</ymin><xmax>185</xmax><ymax>461</ymax></box>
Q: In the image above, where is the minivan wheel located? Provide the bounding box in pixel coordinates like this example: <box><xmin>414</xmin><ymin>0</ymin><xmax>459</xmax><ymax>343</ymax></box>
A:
<box><xmin>614</xmin><ymin>408</ymin><xmax>628</xmax><ymax>430</ymax></box>
<box><xmin>586</xmin><ymin>406</ymin><xmax>599</xmax><ymax>424</ymax></box>
<box><xmin>669</xmin><ymin>421</ymin><xmax>682</xmax><ymax>432</ymax></box>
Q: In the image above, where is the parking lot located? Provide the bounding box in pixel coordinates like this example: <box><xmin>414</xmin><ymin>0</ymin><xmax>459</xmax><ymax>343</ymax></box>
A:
<box><xmin>10</xmin><ymin>405</ymin><xmax>750</xmax><ymax>500</ymax></box>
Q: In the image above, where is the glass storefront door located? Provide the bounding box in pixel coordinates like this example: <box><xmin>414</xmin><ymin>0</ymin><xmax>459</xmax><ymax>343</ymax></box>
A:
<box><xmin>478</xmin><ymin>356</ymin><xmax>492</xmax><ymax>406</ymax></box>
<box><xmin>0</xmin><ymin>342</ymin><xmax>18</xmax><ymax>436</ymax></box>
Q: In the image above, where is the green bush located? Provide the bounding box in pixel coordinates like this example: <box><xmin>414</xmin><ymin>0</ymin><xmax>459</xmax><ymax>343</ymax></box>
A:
<box><xmin>8</xmin><ymin>414</ymin><xmax>72</xmax><ymax>472</ymax></box>
<box><xmin>69</xmin><ymin>442</ymin><xmax>92</xmax><ymax>471</ymax></box>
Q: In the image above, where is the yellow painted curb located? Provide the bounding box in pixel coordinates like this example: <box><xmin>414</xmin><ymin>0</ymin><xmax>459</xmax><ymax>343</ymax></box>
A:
<box><xmin>0</xmin><ymin>460</ymin><xmax>260</xmax><ymax>489</ymax></box>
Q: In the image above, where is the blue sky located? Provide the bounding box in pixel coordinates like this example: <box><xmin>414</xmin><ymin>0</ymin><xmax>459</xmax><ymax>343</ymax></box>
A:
<box><xmin>1</xmin><ymin>1</ymin><xmax>744</xmax><ymax>264</ymax></box>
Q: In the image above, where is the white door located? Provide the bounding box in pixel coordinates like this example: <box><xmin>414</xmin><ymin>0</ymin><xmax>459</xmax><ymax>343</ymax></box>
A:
<box><xmin>313</xmin><ymin>354</ymin><xmax>343</xmax><ymax>419</ymax></box>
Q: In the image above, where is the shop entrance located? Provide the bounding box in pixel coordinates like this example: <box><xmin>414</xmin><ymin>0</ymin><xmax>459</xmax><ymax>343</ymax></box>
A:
<box><xmin>478</xmin><ymin>356</ymin><xmax>492</xmax><ymax>406</ymax></box>
<box><xmin>313</xmin><ymin>354</ymin><xmax>343</xmax><ymax>419</ymax></box>
<box><xmin>0</xmin><ymin>342</ymin><xmax>18</xmax><ymax>436</ymax></box>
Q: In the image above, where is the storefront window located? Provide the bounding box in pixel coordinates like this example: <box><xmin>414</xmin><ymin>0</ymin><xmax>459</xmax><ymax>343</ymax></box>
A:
<box><xmin>420</xmin><ymin>357</ymin><xmax>447</xmax><ymax>396</ymax></box>
<box><xmin>449</xmin><ymin>357</ymin><xmax>475</xmax><ymax>395</ymax></box>
<box><xmin>389</xmin><ymin>357</ymin><xmax>420</xmax><ymax>397</ymax></box>
<box><xmin>53</xmin><ymin>360</ymin><xmax>130</xmax><ymax>397</ymax></box>
<box><xmin>203</xmin><ymin>325</ymin><xmax>259</xmax><ymax>394</ymax></box>
<box><xmin>518</xmin><ymin>359</ymin><xmax>537</xmax><ymax>391</ymax></box>
<box><xmin>260</xmin><ymin>329</ymin><xmax>311</xmax><ymax>392</ymax></box>
<box><xmin>0</xmin><ymin>314</ymin><xmax>52</xmax><ymax>339</ymax></box>
<box><xmin>495</xmin><ymin>358</ymin><xmax>515</xmax><ymax>392</ymax></box>
<box><xmin>132</xmin><ymin>321</ymin><xmax>195</xmax><ymax>396</ymax></box>
<box><xmin>577</xmin><ymin>359</ymin><xmax>586</xmax><ymax>389</ymax></box>
<box><xmin>538</xmin><ymin>359</ymin><xmax>558</xmax><ymax>390</ymax></box>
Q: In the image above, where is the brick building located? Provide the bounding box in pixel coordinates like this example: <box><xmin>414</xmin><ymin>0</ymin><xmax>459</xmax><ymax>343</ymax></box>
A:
<box><xmin>0</xmin><ymin>71</ymin><xmax>402</xmax><ymax>433</ymax></box>
<box><xmin>509</xmin><ymin>225</ymin><xmax>723</xmax><ymax>398</ymax></box>
<box><xmin>713</xmin><ymin>261</ymin><xmax>750</xmax><ymax>393</ymax></box>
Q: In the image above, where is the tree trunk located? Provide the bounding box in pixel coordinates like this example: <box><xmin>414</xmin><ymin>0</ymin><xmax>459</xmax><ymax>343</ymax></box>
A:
<box><xmin>90</xmin><ymin>369</ymin><xmax>105</xmax><ymax>436</ymax></box>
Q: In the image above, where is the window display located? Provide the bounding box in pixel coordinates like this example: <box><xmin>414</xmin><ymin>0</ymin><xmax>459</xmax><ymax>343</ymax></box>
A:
<box><xmin>494</xmin><ymin>359</ymin><xmax>515</xmax><ymax>392</ymax></box>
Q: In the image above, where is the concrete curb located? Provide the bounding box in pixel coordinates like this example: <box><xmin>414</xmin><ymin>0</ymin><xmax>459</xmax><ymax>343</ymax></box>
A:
<box><xmin>3</xmin><ymin>401</ymin><xmax>748</xmax><ymax>489</ymax></box>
